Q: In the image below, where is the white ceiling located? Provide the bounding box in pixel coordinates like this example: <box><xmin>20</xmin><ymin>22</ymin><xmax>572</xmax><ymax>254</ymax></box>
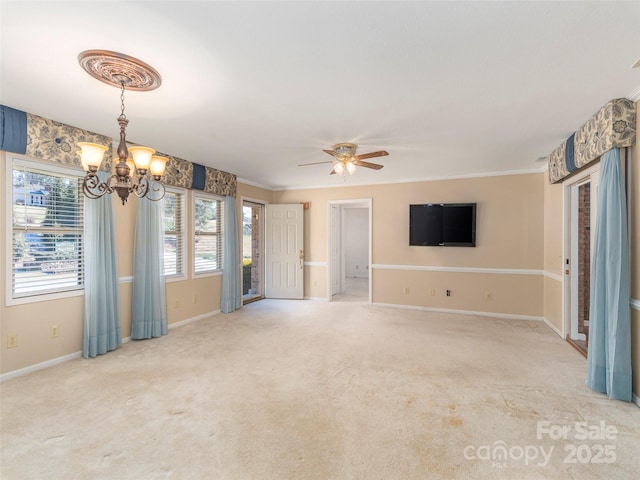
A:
<box><xmin>1</xmin><ymin>1</ymin><xmax>639</xmax><ymax>190</ymax></box>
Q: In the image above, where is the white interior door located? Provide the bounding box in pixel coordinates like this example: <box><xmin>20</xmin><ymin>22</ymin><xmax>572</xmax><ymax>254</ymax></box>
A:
<box><xmin>265</xmin><ymin>204</ymin><xmax>304</xmax><ymax>299</ymax></box>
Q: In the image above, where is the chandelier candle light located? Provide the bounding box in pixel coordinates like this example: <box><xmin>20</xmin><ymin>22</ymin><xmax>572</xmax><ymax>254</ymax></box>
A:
<box><xmin>77</xmin><ymin>50</ymin><xmax>167</xmax><ymax>204</ymax></box>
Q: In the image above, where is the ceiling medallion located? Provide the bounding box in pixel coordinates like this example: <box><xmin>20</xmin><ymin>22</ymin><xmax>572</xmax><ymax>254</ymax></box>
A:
<box><xmin>78</xmin><ymin>50</ymin><xmax>161</xmax><ymax>91</ymax></box>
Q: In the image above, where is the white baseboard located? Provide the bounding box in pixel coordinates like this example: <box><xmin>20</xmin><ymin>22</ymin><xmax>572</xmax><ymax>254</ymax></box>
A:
<box><xmin>372</xmin><ymin>302</ymin><xmax>543</xmax><ymax>322</ymax></box>
<box><xmin>0</xmin><ymin>350</ymin><xmax>82</xmax><ymax>382</ymax></box>
<box><xmin>1</xmin><ymin>310</ymin><xmax>221</xmax><ymax>382</ymax></box>
<box><xmin>304</xmin><ymin>296</ymin><xmax>328</xmax><ymax>301</ymax></box>
<box><xmin>543</xmin><ymin>317</ymin><xmax>564</xmax><ymax>337</ymax></box>
<box><xmin>168</xmin><ymin>310</ymin><xmax>220</xmax><ymax>329</ymax></box>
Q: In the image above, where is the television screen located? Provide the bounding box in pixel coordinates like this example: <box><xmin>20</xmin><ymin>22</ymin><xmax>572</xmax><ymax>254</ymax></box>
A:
<box><xmin>409</xmin><ymin>203</ymin><xmax>476</xmax><ymax>247</ymax></box>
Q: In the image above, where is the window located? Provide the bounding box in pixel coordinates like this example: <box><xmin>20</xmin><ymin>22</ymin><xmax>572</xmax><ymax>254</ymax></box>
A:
<box><xmin>163</xmin><ymin>188</ymin><xmax>186</xmax><ymax>278</ymax></box>
<box><xmin>193</xmin><ymin>194</ymin><xmax>223</xmax><ymax>274</ymax></box>
<box><xmin>9</xmin><ymin>158</ymin><xmax>84</xmax><ymax>301</ymax></box>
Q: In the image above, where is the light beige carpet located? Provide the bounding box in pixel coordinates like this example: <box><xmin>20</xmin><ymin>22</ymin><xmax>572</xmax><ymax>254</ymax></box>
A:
<box><xmin>1</xmin><ymin>299</ymin><xmax>639</xmax><ymax>479</ymax></box>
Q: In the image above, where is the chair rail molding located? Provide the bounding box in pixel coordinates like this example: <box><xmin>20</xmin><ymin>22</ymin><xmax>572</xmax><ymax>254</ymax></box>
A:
<box><xmin>371</xmin><ymin>264</ymin><xmax>543</xmax><ymax>275</ymax></box>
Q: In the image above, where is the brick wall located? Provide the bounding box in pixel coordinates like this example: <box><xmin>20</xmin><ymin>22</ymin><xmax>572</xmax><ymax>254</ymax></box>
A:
<box><xmin>578</xmin><ymin>182</ymin><xmax>591</xmax><ymax>344</ymax></box>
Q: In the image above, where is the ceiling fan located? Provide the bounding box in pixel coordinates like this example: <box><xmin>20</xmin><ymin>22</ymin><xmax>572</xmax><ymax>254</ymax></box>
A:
<box><xmin>298</xmin><ymin>143</ymin><xmax>388</xmax><ymax>175</ymax></box>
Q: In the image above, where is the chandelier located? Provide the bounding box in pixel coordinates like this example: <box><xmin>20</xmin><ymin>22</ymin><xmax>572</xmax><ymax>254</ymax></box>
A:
<box><xmin>77</xmin><ymin>50</ymin><xmax>166</xmax><ymax>205</ymax></box>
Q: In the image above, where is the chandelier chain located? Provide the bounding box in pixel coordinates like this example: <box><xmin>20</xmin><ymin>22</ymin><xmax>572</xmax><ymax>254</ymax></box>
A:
<box><xmin>119</xmin><ymin>82</ymin><xmax>127</xmax><ymax>121</ymax></box>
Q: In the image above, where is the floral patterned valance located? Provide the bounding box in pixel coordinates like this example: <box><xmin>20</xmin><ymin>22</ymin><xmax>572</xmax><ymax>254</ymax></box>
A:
<box><xmin>1</xmin><ymin>105</ymin><xmax>237</xmax><ymax>196</ymax></box>
<box><xmin>27</xmin><ymin>113</ymin><xmax>113</xmax><ymax>172</ymax></box>
<box><xmin>1</xmin><ymin>105</ymin><xmax>113</xmax><ymax>171</ymax></box>
<box><xmin>156</xmin><ymin>151</ymin><xmax>237</xmax><ymax>197</ymax></box>
<box><xmin>548</xmin><ymin>98</ymin><xmax>636</xmax><ymax>183</ymax></box>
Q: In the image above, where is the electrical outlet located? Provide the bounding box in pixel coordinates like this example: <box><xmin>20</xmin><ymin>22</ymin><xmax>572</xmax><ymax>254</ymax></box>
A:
<box><xmin>50</xmin><ymin>325</ymin><xmax>59</xmax><ymax>338</ymax></box>
<box><xmin>446</xmin><ymin>289</ymin><xmax>451</xmax><ymax>297</ymax></box>
<box><xmin>404</xmin><ymin>287</ymin><xmax>410</xmax><ymax>294</ymax></box>
<box><xmin>485</xmin><ymin>292</ymin><xmax>492</xmax><ymax>301</ymax></box>
<box><xmin>7</xmin><ymin>335</ymin><xmax>17</xmax><ymax>348</ymax></box>
<box><xmin>429</xmin><ymin>288</ymin><xmax>435</xmax><ymax>296</ymax></box>
<box><xmin>192</xmin><ymin>295</ymin><xmax>197</xmax><ymax>304</ymax></box>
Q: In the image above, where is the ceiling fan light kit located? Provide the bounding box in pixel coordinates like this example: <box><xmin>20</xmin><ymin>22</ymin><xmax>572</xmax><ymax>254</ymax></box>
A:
<box><xmin>299</xmin><ymin>143</ymin><xmax>389</xmax><ymax>176</ymax></box>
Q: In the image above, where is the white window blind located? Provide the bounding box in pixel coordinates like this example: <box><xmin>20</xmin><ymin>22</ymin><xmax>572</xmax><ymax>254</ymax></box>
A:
<box><xmin>10</xmin><ymin>160</ymin><xmax>84</xmax><ymax>299</ymax></box>
<box><xmin>194</xmin><ymin>194</ymin><xmax>223</xmax><ymax>274</ymax></box>
<box><xmin>163</xmin><ymin>190</ymin><xmax>185</xmax><ymax>277</ymax></box>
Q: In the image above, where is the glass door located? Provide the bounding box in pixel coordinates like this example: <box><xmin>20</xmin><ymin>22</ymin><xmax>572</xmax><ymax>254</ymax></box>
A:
<box><xmin>567</xmin><ymin>169</ymin><xmax>599</xmax><ymax>355</ymax></box>
<box><xmin>242</xmin><ymin>201</ymin><xmax>265</xmax><ymax>304</ymax></box>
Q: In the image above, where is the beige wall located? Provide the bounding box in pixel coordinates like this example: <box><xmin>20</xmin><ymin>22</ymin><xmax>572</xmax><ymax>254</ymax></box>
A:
<box><xmin>237</xmin><ymin>182</ymin><xmax>274</xmax><ymax>205</ymax></box>
<box><xmin>542</xmin><ymin>168</ymin><xmax>565</xmax><ymax>333</ymax></box>
<box><xmin>274</xmin><ymin>173</ymin><xmax>545</xmax><ymax>317</ymax></box>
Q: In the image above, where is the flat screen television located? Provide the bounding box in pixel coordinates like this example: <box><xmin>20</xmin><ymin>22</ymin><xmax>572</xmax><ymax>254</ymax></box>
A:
<box><xmin>409</xmin><ymin>203</ymin><xmax>476</xmax><ymax>247</ymax></box>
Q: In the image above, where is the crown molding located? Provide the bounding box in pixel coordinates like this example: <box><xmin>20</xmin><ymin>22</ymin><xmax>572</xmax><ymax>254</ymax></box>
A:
<box><xmin>237</xmin><ymin>177</ymin><xmax>277</xmax><ymax>191</ymax></box>
<box><xmin>274</xmin><ymin>168</ymin><xmax>543</xmax><ymax>192</ymax></box>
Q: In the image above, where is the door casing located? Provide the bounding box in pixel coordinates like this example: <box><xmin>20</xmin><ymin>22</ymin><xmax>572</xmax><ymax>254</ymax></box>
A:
<box><xmin>563</xmin><ymin>163</ymin><xmax>600</xmax><ymax>340</ymax></box>
<box><xmin>327</xmin><ymin>198</ymin><xmax>372</xmax><ymax>304</ymax></box>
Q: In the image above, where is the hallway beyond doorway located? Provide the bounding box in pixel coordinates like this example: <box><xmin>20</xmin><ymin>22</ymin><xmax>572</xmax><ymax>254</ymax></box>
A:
<box><xmin>332</xmin><ymin>277</ymin><xmax>368</xmax><ymax>302</ymax></box>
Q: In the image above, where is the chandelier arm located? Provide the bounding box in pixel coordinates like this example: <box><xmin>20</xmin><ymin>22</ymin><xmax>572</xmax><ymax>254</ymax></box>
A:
<box><xmin>82</xmin><ymin>173</ymin><xmax>117</xmax><ymax>199</ymax></box>
<box><xmin>104</xmin><ymin>173</ymin><xmax>119</xmax><ymax>194</ymax></box>
<box><xmin>145</xmin><ymin>180</ymin><xmax>166</xmax><ymax>201</ymax></box>
<box><xmin>132</xmin><ymin>177</ymin><xmax>151</xmax><ymax>199</ymax></box>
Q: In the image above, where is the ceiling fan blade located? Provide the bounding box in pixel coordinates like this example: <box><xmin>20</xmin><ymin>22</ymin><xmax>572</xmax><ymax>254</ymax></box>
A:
<box><xmin>354</xmin><ymin>150</ymin><xmax>389</xmax><ymax>161</ymax></box>
<box><xmin>330</xmin><ymin>169</ymin><xmax>337</xmax><ymax>175</ymax></box>
<box><xmin>323</xmin><ymin>149</ymin><xmax>339</xmax><ymax>158</ymax></box>
<box><xmin>298</xmin><ymin>160</ymin><xmax>335</xmax><ymax>167</ymax></box>
<box><xmin>353</xmin><ymin>160</ymin><xmax>384</xmax><ymax>170</ymax></box>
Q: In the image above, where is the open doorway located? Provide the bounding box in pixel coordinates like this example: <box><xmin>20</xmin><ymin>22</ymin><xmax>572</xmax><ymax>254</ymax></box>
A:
<box><xmin>242</xmin><ymin>199</ymin><xmax>265</xmax><ymax>304</ymax></box>
<box><xmin>565</xmin><ymin>166</ymin><xmax>599</xmax><ymax>356</ymax></box>
<box><xmin>328</xmin><ymin>199</ymin><xmax>371</xmax><ymax>303</ymax></box>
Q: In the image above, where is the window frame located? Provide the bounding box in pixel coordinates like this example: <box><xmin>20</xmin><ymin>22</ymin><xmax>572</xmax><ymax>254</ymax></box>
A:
<box><xmin>5</xmin><ymin>155</ymin><xmax>86</xmax><ymax>306</ymax></box>
<box><xmin>192</xmin><ymin>191</ymin><xmax>224</xmax><ymax>277</ymax></box>
<box><xmin>162</xmin><ymin>186</ymin><xmax>187</xmax><ymax>282</ymax></box>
